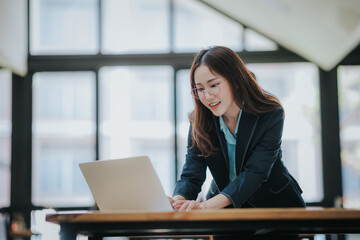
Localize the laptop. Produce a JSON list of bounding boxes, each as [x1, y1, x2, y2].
[[79, 156, 173, 212]]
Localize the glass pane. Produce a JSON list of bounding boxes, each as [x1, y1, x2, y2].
[[102, 0, 170, 54], [338, 65, 360, 208], [32, 72, 96, 207], [31, 209, 60, 240], [99, 66, 174, 195], [247, 63, 322, 202], [176, 70, 192, 176], [30, 0, 98, 55], [176, 69, 212, 201], [174, 0, 242, 52], [0, 69, 12, 208], [244, 28, 278, 51]]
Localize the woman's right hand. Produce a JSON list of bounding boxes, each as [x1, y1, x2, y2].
[[168, 195, 186, 209]]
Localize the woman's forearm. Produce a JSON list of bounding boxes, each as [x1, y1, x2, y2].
[[201, 193, 231, 209]]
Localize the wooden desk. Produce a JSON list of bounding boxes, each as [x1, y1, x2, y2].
[[46, 208, 360, 240]]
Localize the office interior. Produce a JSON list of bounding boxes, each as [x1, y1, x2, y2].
[[0, 0, 360, 239]]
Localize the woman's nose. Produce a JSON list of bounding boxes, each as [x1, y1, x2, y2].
[[204, 89, 214, 99]]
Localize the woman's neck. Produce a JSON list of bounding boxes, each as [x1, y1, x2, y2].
[[222, 106, 241, 136], [223, 105, 241, 124]]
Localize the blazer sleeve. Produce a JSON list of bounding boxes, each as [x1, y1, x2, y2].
[[221, 107, 284, 208], [173, 125, 207, 200]]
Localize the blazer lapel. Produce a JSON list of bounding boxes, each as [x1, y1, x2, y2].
[[235, 112, 259, 174], [213, 115, 229, 170], [206, 115, 230, 189]]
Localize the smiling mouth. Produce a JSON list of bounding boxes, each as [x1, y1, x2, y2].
[[209, 102, 220, 109]]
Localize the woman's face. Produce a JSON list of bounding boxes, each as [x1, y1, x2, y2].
[[193, 64, 240, 119]]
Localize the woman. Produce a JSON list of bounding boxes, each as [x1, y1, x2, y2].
[[170, 46, 305, 211]]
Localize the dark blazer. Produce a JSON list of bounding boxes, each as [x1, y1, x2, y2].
[[173, 107, 305, 208]]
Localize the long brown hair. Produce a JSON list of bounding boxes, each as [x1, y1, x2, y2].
[[189, 46, 283, 157]]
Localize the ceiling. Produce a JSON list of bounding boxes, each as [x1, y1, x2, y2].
[[1, 0, 360, 76], [201, 0, 360, 70], [0, 0, 27, 76]]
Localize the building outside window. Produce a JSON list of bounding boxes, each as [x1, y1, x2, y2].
[[32, 72, 96, 207], [102, 0, 170, 54], [338, 65, 360, 208], [247, 63, 322, 202], [30, 0, 98, 55], [99, 66, 174, 195], [174, 0, 243, 52]]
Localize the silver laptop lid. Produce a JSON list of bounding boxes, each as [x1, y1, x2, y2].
[[79, 156, 173, 212]]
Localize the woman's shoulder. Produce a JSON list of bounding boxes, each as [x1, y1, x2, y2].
[[270, 106, 284, 116], [258, 106, 284, 122]]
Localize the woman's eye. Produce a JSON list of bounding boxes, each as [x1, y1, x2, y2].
[[197, 88, 205, 92], [210, 83, 219, 88]]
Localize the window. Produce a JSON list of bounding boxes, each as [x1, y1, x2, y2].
[[30, 0, 98, 55], [32, 72, 96, 207], [247, 63, 322, 202], [99, 66, 174, 195], [338, 65, 360, 208], [102, 0, 170, 54], [26, 1, 333, 239], [0, 69, 11, 208], [174, 0, 243, 52], [244, 28, 277, 51], [176, 69, 192, 176]]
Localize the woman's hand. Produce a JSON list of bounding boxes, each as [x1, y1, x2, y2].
[[168, 195, 186, 209], [167, 196, 175, 207], [172, 194, 231, 211], [172, 200, 206, 211]]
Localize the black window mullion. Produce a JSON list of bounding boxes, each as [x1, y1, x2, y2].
[[318, 67, 343, 207], [95, 70, 100, 161], [10, 72, 33, 228], [173, 67, 179, 184]]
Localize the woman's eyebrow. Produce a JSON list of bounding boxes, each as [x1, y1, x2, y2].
[[195, 78, 218, 86]]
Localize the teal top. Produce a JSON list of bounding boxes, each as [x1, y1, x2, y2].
[[219, 110, 242, 182]]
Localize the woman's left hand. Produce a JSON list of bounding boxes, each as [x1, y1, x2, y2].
[[172, 200, 206, 211]]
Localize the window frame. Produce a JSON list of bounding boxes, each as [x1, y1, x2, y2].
[[9, 0, 358, 217]]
